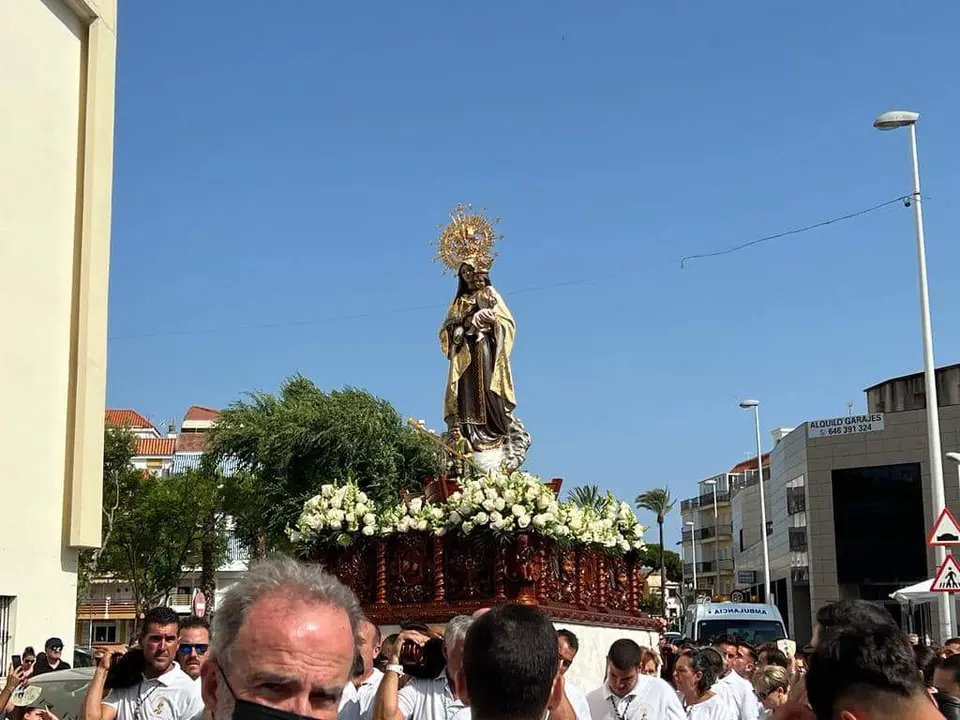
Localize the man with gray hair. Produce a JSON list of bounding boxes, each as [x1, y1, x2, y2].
[[373, 615, 473, 720], [198, 554, 361, 720]]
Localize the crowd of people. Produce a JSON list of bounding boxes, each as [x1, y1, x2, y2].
[[6, 557, 960, 720]]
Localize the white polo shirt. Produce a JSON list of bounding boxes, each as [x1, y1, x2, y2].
[[712, 672, 760, 720], [339, 681, 361, 720], [357, 669, 384, 720], [586, 677, 685, 720], [103, 663, 203, 720], [397, 673, 465, 720], [564, 679, 592, 720], [684, 694, 736, 720]]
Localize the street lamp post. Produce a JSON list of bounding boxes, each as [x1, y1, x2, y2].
[[686, 520, 697, 598], [875, 110, 951, 641], [739, 399, 772, 604]]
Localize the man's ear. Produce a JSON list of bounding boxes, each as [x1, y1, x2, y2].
[[455, 668, 469, 707], [201, 661, 220, 711]]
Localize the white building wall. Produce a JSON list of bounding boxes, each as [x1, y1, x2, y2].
[[0, 0, 116, 666]]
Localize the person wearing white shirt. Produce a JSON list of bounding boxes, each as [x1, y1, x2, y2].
[[711, 637, 761, 720], [81, 607, 204, 720], [340, 681, 361, 720], [674, 648, 735, 720], [374, 616, 473, 720], [355, 618, 385, 720], [586, 639, 684, 720], [555, 630, 591, 720]]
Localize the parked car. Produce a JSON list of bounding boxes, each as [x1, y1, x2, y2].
[[22, 667, 95, 720], [73, 647, 94, 668]]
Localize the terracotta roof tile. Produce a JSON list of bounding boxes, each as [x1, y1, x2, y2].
[[184, 406, 220, 422], [729, 453, 771, 474], [135, 437, 176, 457], [175, 433, 209, 453], [105, 409, 155, 430]]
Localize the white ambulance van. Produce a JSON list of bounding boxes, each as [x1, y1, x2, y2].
[[682, 602, 787, 644]]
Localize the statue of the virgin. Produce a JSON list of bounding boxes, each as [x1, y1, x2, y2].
[[434, 204, 531, 473]]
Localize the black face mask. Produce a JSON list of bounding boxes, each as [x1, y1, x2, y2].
[[219, 666, 320, 720]]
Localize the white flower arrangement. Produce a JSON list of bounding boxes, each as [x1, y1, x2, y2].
[[291, 472, 647, 554]]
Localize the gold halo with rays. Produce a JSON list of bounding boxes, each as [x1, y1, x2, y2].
[[431, 202, 503, 274]]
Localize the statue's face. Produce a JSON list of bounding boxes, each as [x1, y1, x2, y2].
[[460, 263, 485, 291]]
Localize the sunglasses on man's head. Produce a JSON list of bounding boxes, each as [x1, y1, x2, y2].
[[48, 647, 62, 653], [178, 643, 209, 655]]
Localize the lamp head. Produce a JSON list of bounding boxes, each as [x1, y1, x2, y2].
[[739, 399, 760, 409], [685, 521, 695, 527], [704, 480, 717, 486], [873, 110, 920, 131], [947, 452, 960, 464]]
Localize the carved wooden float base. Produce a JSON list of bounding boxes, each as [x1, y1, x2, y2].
[[309, 531, 662, 631]]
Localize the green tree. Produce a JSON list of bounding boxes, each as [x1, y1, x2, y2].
[[97, 469, 228, 615], [204, 375, 437, 554], [640, 544, 682, 582], [635, 487, 677, 616], [567, 484, 603, 511]]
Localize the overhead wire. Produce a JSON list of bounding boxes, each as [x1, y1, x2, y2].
[[108, 194, 914, 342]]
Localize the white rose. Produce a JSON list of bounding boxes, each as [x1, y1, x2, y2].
[[363, 513, 376, 526], [511, 504, 525, 517], [417, 519, 428, 531], [321, 485, 335, 498], [475, 512, 489, 525], [504, 489, 517, 504], [518, 514, 531, 529], [619, 540, 631, 552], [410, 498, 423, 513], [482, 499, 496, 512], [462, 521, 475, 534], [449, 511, 463, 525], [490, 511, 503, 524], [362, 526, 375, 537]]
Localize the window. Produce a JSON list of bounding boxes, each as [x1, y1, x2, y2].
[[739, 528, 744, 552], [766, 520, 773, 536], [93, 623, 117, 643]]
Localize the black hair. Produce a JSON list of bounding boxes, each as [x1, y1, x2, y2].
[[914, 644, 939, 687], [740, 641, 758, 664], [608, 639, 642, 671], [22, 647, 36, 659], [178, 615, 210, 633], [455, 264, 491, 299], [807, 624, 926, 720], [814, 600, 897, 636], [759, 646, 789, 669], [140, 606, 180, 637], [463, 604, 557, 720], [682, 648, 723, 695], [557, 629, 579, 652], [939, 654, 960, 689], [711, 633, 741, 649]]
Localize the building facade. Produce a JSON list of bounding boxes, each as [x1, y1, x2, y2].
[[0, 0, 117, 669], [680, 457, 770, 600], [730, 365, 960, 645]]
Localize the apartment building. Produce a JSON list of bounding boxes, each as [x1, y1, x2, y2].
[[680, 456, 771, 600], [730, 364, 960, 645]]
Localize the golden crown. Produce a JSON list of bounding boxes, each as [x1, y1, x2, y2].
[[432, 203, 503, 274]]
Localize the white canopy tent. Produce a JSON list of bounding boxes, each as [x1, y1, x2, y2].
[[890, 578, 938, 605]]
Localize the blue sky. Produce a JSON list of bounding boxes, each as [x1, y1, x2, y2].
[[107, 1, 960, 546]]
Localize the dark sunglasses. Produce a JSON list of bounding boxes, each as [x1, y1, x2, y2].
[[48, 647, 63, 652], [178, 643, 209, 655]]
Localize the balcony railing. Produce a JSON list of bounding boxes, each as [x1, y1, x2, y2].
[[680, 491, 732, 512], [683, 559, 734, 575], [682, 524, 734, 542], [77, 601, 138, 620], [787, 487, 806, 515], [789, 529, 808, 552]]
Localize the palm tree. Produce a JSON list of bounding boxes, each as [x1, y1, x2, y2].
[[635, 487, 676, 616], [568, 484, 603, 511]]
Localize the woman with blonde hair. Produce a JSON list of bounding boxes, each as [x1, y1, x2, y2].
[[754, 665, 791, 717]]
